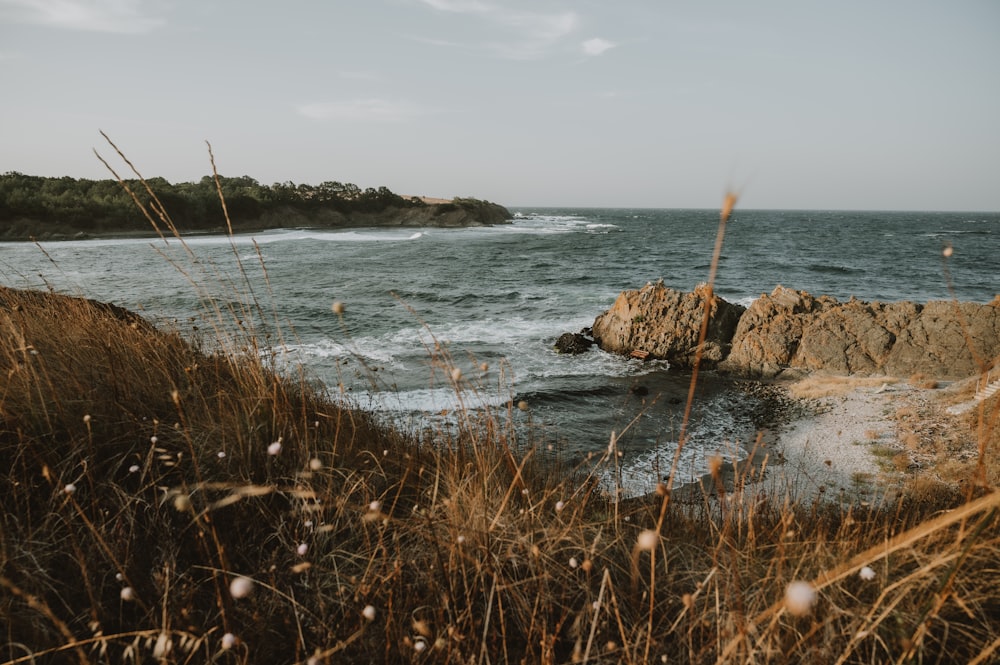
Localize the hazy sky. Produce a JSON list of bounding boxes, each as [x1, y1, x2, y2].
[[1, 1, 998, 210]]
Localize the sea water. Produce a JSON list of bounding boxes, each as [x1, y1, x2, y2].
[[2, 209, 997, 494]]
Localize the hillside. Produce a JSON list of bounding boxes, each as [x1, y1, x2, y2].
[[0, 172, 511, 240]]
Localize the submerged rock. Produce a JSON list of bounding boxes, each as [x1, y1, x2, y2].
[[554, 331, 594, 355]]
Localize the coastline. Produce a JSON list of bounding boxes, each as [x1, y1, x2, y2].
[[673, 373, 978, 506]]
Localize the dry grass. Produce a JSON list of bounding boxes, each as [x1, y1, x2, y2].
[[3, 284, 997, 665], [909, 373, 939, 390], [2, 154, 998, 664], [787, 375, 900, 400]]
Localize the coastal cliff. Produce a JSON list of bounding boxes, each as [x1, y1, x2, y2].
[[591, 283, 1000, 379]]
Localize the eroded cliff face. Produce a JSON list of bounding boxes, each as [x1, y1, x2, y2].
[[593, 283, 1000, 379]]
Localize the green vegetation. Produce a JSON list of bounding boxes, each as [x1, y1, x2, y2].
[[0, 172, 430, 238]]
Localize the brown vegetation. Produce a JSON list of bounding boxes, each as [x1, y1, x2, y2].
[[1, 163, 998, 664]]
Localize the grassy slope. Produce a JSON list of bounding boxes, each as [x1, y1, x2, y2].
[[2, 282, 999, 664]]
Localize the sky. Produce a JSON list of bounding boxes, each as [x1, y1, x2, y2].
[[1, 0, 998, 210]]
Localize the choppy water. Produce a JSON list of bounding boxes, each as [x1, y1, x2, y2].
[[3, 208, 997, 494]]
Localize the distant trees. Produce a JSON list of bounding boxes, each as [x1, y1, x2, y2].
[[0, 172, 423, 234]]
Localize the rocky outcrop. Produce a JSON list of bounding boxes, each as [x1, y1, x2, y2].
[[593, 284, 1000, 379], [591, 281, 745, 368], [554, 331, 595, 355], [718, 286, 834, 377]]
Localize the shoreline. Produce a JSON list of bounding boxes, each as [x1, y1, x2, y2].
[[673, 373, 977, 505]]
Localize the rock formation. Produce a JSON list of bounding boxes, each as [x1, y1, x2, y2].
[[591, 281, 745, 368], [592, 283, 1000, 379], [554, 331, 594, 355]]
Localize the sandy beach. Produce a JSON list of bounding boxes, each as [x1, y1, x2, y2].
[[755, 375, 977, 504]]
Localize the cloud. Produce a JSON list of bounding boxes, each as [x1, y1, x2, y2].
[[582, 37, 615, 56], [296, 99, 429, 123], [0, 0, 164, 33], [418, 0, 490, 12], [416, 0, 580, 60]]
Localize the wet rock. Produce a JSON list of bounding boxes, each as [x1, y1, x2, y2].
[[554, 331, 594, 355]]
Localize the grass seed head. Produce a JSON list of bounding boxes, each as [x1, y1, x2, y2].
[[784, 581, 816, 616], [637, 529, 658, 551], [229, 576, 254, 599]]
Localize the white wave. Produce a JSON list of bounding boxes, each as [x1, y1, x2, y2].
[[371, 385, 509, 413]]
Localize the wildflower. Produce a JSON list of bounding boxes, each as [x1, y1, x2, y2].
[[555, 500, 565, 513], [569, 557, 579, 569], [362, 605, 376, 621], [859, 566, 876, 581], [217, 450, 226, 458], [309, 457, 322, 471], [451, 367, 462, 382], [120, 586, 136, 601], [456, 535, 466, 545], [221, 633, 238, 650], [83, 414, 91, 424], [413, 638, 427, 653], [297, 543, 308, 556], [637, 529, 658, 552], [517, 400, 529, 411], [63, 483, 76, 495], [150, 435, 157, 444], [128, 464, 140, 473], [229, 576, 254, 599], [943, 245, 954, 258], [267, 440, 282, 456], [784, 581, 816, 616], [331, 301, 345, 315], [368, 500, 381, 513]]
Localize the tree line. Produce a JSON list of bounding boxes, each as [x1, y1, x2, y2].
[[0, 172, 426, 233]]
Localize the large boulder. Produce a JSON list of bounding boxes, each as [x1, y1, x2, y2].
[[591, 282, 745, 368], [719, 286, 834, 377], [792, 299, 922, 374], [883, 298, 1000, 378], [720, 287, 999, 379]]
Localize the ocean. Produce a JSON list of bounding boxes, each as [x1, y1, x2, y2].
[[2, 208, 997, 495]]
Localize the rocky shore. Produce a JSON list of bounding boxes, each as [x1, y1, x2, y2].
[[588, 282, 999, 380], [561, 282, 998, 502]]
